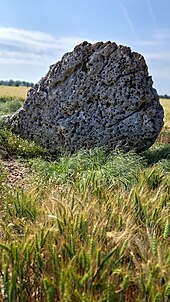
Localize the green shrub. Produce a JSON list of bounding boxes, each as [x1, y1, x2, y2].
[[0, 128, 49, 159], [0, 96, 24, 117]]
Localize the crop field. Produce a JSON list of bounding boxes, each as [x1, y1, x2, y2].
[[160, 99, 170, 128], [0, 86, 29, 99], [0, 89, 169, 301], [0, 86, 30, 118]]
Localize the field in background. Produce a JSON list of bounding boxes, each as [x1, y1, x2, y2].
[[0, 86, 30, 118], [0, 85, 30, 99], [161, 98, 170, 128], [161, 98, 170, 113]]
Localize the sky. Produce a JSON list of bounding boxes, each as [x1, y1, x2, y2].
[[0, 0, 170, 95]]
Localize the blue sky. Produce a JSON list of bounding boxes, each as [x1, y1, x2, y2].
[[0, 0, 170, 94]]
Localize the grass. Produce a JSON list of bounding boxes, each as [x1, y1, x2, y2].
[[0, 90, 169, 301], [0, 98, 23, 118], [0, 86, 30, 127], [0, 85, 29, 117], [0, 128, 49, 159]]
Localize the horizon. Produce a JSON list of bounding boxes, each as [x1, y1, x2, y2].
[[0, 0, 170, 94]]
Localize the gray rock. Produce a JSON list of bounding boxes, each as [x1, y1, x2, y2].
[[9, 41, 164, 153]]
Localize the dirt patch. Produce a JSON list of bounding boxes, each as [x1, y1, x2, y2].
[[1, 159, 31, 187]]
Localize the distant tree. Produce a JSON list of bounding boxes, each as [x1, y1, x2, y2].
[[8, 79, 15, 86], [159, 94, 170, 99], [15, 80, 20, 87], [0, 79, 34, 87]]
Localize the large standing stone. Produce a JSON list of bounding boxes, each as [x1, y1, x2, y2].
[[10, 41, 164, 153]]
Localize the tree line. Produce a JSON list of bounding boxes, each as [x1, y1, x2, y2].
[[0, 80, 34, 87], [159, 94, 170, 99], [0, 80, 170, 98]]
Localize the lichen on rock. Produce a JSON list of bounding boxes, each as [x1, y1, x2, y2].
[[9, 41, 164, 153]]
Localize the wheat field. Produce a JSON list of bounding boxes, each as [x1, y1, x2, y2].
[[0, 85, 30, 98]]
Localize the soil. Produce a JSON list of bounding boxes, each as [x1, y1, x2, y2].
[[1, 158, 31, 187]]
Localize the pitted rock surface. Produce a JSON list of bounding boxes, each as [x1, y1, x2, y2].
[[10, 41, 164, 153]]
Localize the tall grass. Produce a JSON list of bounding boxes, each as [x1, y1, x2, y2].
[[0, 165, 169, 301], [0, 95, 169, 301], [0, 146, 170, 301], [29, 148, 146, 191]]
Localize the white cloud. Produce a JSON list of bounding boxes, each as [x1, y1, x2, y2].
[[0, 27, 88, 65], [0, 26, 169, 94], [0, 49, 50, 65]]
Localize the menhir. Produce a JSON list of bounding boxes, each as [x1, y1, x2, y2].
[[9, 41, 164, 153]]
